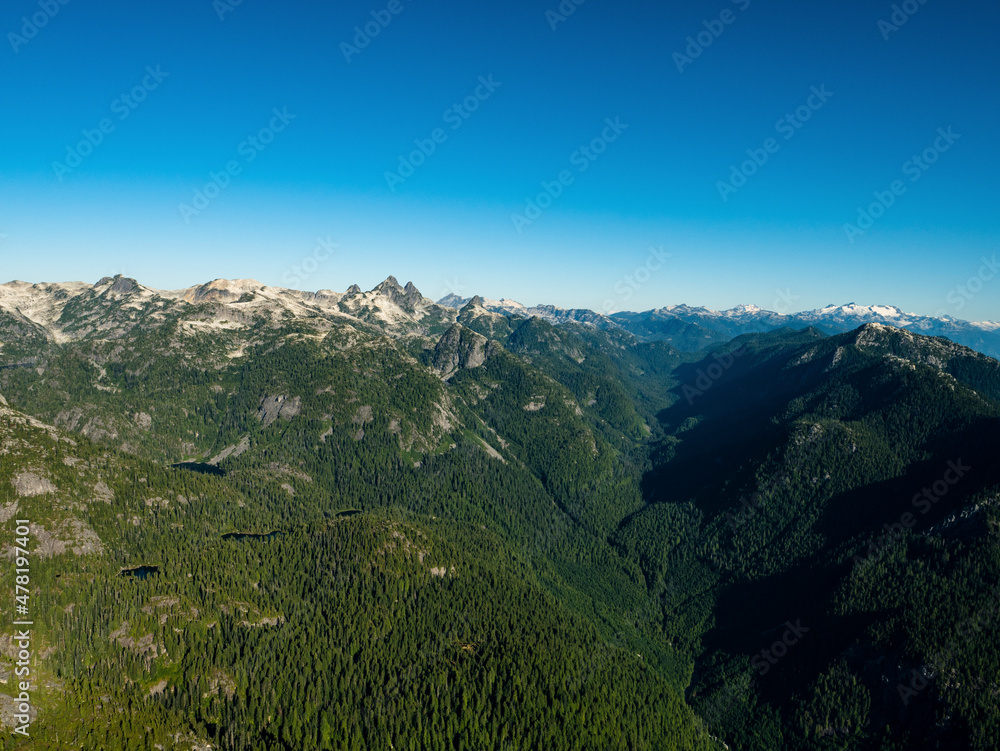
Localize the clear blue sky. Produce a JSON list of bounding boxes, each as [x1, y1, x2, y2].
[[1, 0, 997, 319]]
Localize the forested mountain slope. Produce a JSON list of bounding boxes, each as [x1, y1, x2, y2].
[[0, 276, 998, 749], [0, 394, 715, 750], [623, 324, 1000, 750]]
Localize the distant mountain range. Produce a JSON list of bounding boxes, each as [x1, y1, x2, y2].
[[1, 276, 996, 362], [439, 294, 1000, 360]]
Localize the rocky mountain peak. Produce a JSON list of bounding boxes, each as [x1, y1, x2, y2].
[[844, 322, 907, 350], [370, 276, 424, 311], [437, 294, 470, 309], [432, 324, 500, 379], [95, 274, 139, 296], [458, 296, 486, 314], [375, 276, 403, 293], [182, 279, 264, 304]]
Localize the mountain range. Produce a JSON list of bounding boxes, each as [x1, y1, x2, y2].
[[0, 274, 998, 750], [438, 294, 1000, 360], [3, 273, 997, 359]]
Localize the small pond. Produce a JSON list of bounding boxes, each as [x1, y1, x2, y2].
[[120, 565, 159, 580], [222, 531, 285, 542], [171, 462, 226, 477]]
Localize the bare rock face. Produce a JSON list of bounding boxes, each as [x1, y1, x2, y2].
[[109, 275, 138, 295], [0, 690, 37, 728], [80, 417, 117, 442], [31, 520, 104, 558], [210, 435, 250, 464], [0, 520, 102, 559], [257, 395, 301, 427], [432, 325, 500, 380], [94, 481, 115, 503], [12, 472, 57, 497], [0, 501, 19, 523], [110, 621, 158, 658], [55, 407, 85, 431]]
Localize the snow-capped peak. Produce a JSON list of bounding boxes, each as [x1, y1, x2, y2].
[[812, 303, 908, 319], [726, 303, 763, 315]]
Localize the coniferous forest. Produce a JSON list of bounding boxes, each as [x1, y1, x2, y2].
[[0, 282, 998, 750]]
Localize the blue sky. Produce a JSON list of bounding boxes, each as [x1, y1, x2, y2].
[[1, 0, 997, 319]]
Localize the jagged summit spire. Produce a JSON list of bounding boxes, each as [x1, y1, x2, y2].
[[374, 276, 403, 292], [369, 277, 423, 298], [368, 277, 424, 310], [457, 295, 486, 314]]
